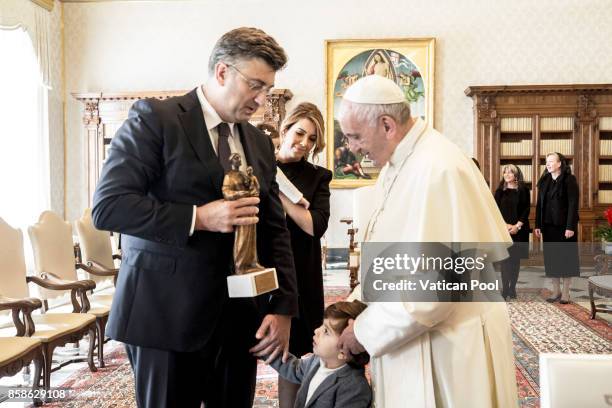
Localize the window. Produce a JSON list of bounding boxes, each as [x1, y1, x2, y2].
[[0, 27, 49, 228]]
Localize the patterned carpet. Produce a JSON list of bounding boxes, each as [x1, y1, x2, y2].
[[32, 287, 611, 408], [509, 290, 612, 408]]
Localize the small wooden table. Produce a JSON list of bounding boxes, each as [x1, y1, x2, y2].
[[340, 218, 360, 290], [589, 255, 612, 319]]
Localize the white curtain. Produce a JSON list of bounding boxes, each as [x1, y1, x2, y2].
[[0, 28, 50, 229], [0, 0, 52, 89]]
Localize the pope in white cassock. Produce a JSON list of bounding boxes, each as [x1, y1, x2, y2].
[[337, 75, 519, 408]]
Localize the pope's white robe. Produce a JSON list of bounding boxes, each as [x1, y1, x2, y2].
[[354, 118, 518, 408]]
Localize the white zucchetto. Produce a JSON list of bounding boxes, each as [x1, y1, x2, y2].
[[343, 75, 406, 104]]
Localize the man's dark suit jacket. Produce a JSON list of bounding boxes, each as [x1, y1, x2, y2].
[[92, 89, 298, 352]]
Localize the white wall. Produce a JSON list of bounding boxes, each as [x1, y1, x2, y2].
[[62, 0, 612, 247]]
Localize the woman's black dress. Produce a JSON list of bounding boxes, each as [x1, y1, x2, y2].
[[535, 172, 580, 278], [278, 159, 332, 356], [495, 185, 531, 248], [494, 185, 530, 297]]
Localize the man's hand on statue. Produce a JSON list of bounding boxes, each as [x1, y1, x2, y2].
[[534, 228, 541, 238], [249, 314, 291, 364], [195, 197, 260, 233], [338, 319, 366, 357]]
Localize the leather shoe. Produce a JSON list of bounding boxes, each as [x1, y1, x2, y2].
[[546, 294, 561, 303]]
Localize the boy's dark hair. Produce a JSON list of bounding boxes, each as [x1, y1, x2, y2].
[[324, 300, 370, 368]]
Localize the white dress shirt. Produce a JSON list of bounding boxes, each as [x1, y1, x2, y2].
[[189, 85, 248, 235]]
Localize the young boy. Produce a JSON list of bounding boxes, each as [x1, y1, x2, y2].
[[254, 300, 371, 408]]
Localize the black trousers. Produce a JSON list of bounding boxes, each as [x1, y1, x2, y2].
[[500, 252, 520, 298], [125, 299, 260, 408]]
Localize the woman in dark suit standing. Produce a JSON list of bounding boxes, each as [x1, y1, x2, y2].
[[275, 102, 332, 407], [495, 164, 530, 300], [534, 152, 580, 304]]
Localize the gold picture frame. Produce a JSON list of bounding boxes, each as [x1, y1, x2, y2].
[[325, 38, 435, 188]]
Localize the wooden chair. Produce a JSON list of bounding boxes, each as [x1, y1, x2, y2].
[[539, 353, 612, 408], [340, 217, 360, 290], [340, 186, 377, 291], [74, 208, 120, 289], [590, 254, 612, 319], [0, 295, 44, 406], [28, 211, 110, 368], [0, 216, 97, 399], [74, 208, 119, 366], [321, 235, 328, 272]]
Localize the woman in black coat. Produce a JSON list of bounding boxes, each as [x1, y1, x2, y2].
[[274, 102, 332, 408], [495, 164, 530, 300], [534, 152, 580, 304]]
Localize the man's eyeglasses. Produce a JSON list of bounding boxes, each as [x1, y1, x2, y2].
[[227, 64, 274, 95]]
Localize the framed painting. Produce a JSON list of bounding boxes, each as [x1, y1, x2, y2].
[[325, 38, 435, 188]]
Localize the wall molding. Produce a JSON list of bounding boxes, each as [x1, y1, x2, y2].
[[60, 0, 166, 2], [30, 0, 54, 11]]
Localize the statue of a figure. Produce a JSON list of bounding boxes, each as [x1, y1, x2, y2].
[[222, 153, 264, 275]]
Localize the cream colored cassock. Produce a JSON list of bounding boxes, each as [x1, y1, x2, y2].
[[353, 118, 519, 408]]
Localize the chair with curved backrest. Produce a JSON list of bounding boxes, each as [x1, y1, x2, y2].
[[590, 254, 612, 319], [540, 353, 612, 408], [0, 294, 44, 406], [28, 211, 111, 368], [0, 216, 97, 399], [74, 208, 119, 291], [0, 222, 44, 406], [74, 208, 119, 365]]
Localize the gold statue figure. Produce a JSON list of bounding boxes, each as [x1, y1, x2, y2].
[[222, 153, 265, 274]]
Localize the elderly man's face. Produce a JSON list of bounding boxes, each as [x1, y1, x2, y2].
[[339, 110, 390, 166]]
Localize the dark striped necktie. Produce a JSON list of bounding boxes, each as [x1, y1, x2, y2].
[[216, 122, 232, 172]]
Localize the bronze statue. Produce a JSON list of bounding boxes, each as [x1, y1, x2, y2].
[[222, 153, 265, 274]]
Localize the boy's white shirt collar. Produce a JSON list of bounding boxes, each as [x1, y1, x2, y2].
[[305, 359, 347, 405], [318, 359, 346, 372]]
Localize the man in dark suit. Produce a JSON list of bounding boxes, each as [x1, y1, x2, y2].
[[92, 27, 298, 408]]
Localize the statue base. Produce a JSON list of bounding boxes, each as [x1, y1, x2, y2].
[[227, 268, 278, 298]]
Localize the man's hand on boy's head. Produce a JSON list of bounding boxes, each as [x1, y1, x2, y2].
[[249, 314, 291, 364], [338, 318, 366, 357]]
